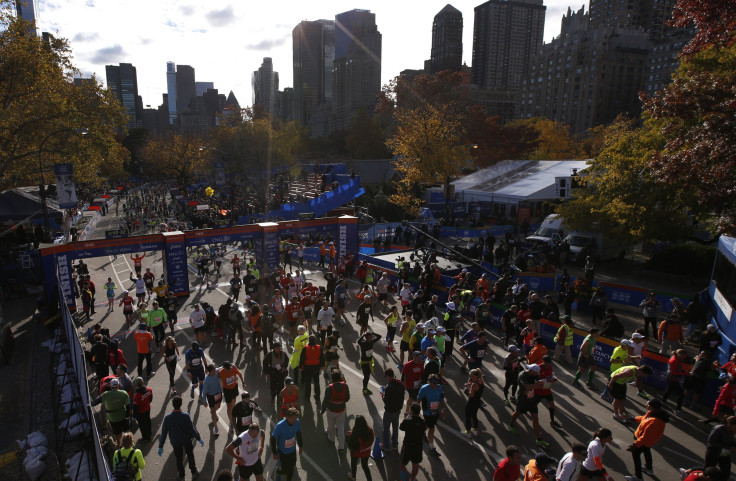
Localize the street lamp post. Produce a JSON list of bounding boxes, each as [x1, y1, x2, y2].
[[37, 128, 88, 232]]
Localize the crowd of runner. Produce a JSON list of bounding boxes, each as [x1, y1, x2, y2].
[[84, 209, 732, 481]]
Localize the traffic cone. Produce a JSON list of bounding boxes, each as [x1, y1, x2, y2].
[[370, 436, 384, 460]]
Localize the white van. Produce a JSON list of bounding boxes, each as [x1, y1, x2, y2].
[[564, 232, 630, 262], [525, 214, 566, 247]]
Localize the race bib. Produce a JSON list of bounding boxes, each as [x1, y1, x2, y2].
[[167, 355, 177, 361], [512, 361, 519, 369], [241, 415, 252, 426], [476, 350, 485, 357], [226, 376, 236, 385], [214, 393, 223, 402], [526, 390, 535, 399], [430, 401, 440, 413], [365, 349, 373, 357], [247, 443, 258, 454], [331, 346, 338, 353], [413, 380, 420, 389], [274, 364, 281, 371], [284, 437, 295, 449], [191, 358, 201, 366]]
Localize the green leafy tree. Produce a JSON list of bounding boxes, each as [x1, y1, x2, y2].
[[345, 108, 391, 159], [557, 117, 694, 242], [0, 2, 129, 189], [141, 133, 209, 186]]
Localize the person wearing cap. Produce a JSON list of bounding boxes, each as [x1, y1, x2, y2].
[[610, 339, 639, 373], [420, 328, 437, 359], [525, 451, 556, 480], [556, 442, 588, 481], [119, 289, 136, 325], [402, 351, 425, 416], [600, 308, 624, 340], [700, 324, 723, 358], [525, 336, 548, 366], [573, 328, 599, 388], [640, 291, 661, 340], [417, 373, 446, 458], [659, 313, 685, 355], [232, 392, 263, 436], [91, 376, 130, 447], [219, 360, 245, 429], [189, 303, 207, 345], [409, 322, 425, 355], [508, 363, 550, 448], [625, 399, 669, 481], [629, 331, 647, 357], [355, 293, 374, 336], [134, 323, 155, 378], [185, 341, 209, 403], [662, 349, 691, 416], [399, 283, 413, 316], [289, 325, 309, 385], [608, 364, 653, 423], [132, 376, 154, 441], [503, 345, 523, 406], [279, 376, 300, 418]]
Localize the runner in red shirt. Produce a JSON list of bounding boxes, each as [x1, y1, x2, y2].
[[299, 282, 320, 329], [284, 297, 304, 339], [119, 290, 136, 325], [231, 255, 241, 275], [494, 445, 521, 481], [143, 268, 155, 299], [132, 377, 154, 440], [533, 355, 560, 427], [401, 352, 425, 416]]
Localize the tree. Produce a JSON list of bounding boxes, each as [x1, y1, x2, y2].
[[379, 71, 475, 216], [345, 108, 391, 159], [670, 0, 736, 57], [141, 133, 209, 186], [0, 2, 129, 189], [508, 117, 583, 160], [556, 117, 695, 242], [466, 110, 539, 167], [642, 42, 736, 236]]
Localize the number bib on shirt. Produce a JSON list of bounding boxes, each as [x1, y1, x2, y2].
[[284, 437, 295, 449]]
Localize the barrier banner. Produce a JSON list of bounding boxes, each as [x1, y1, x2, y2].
[[261, 223, 280, 272], [163, 232, 189, 296], [54, 163, 78, 209]]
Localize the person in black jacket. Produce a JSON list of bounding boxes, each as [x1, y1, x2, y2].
[[91, 334, 109, 380], [600, 308, 625, 339], [381, 368, 406, 451]]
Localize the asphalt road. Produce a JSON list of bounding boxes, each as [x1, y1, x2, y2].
[[79, 240, 718, 481]]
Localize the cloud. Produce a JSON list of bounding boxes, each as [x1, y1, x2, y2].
[[72, 32, 100, 42], [245, 35, 289, 51], [179, 5, 195, 16], [89, 45, 125, 64], [205, 6, 235, 27], [140, 38, 152, 45]]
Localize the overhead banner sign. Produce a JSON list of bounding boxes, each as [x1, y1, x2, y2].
[[54, 163, 78, 209], [214, 162, 226, 186]]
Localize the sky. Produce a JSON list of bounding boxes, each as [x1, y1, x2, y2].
[[34, 0, 584, 108]]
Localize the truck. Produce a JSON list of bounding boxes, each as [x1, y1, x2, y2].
[[525, 214, 632, 262]]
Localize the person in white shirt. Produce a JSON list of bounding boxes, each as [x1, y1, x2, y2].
[[189, 304, 207, 344], [629, 332, 647, 357], [376, 273, 391, 308], [557, 442, 588, 481], [316, 300, 336, 345], [225, 422, 266, 480], [581, 428, 615, 480]]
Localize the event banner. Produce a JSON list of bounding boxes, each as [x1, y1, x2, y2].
[[53, 163, 78, 209], [214, 162, 226, 186], [163, 233, 189, 296]]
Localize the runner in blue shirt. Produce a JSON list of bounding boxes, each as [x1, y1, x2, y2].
[[416, 374, 445, 458], [271, 408, 303, 481], [460, 332, 489, 371], [184, 342, 208, 404]]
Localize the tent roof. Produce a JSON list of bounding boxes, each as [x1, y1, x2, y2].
[[451, 160, 590, 200], [0, 187, 64, 224]]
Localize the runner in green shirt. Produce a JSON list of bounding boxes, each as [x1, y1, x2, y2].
[[608, 365, 652, 423], [573, 328, 599, 388], [147, 301, 168, 347]]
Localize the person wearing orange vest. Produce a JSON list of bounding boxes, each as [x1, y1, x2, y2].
[[347, 415, 375, 480], [320, 369, 351, 454], [318, 242, 327, 268], [134, 323, 155, 377], [328, 242, 337, 263], [299, 335, 324, 403]]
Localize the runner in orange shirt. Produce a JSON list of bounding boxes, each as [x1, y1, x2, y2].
[[218, 360, 245, 431], [134, 323, 155, 377]]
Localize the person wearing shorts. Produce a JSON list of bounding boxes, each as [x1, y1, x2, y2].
[[189, 304, 207, 344], [203, 364, 223, 435], [219, 360, 245, 430], [508, 364, 550, 448], [185, 342, 208, 403], [417, 374, 445, 458], [226, 423, 265, 481], [399, 402, 426, 481]]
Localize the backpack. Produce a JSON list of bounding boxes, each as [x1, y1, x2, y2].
[[229, 308, 241, 327], [112, 449, 137, 481]]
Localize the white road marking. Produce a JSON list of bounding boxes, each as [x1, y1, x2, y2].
[[662, 447, 701, 465]]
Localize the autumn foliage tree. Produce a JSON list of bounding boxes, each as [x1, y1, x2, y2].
[[641, 0, 736, 236], [378, 71, 476, 215], [141, 133, 209, 186], [466, 110, 539, 167], [0, 2, 129, 189]]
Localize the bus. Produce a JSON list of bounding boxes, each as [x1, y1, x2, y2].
[[711, 235, 736, 364]]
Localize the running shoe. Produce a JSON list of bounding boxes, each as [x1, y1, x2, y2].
[[642, 467, 654, 475], [504, 398, 511, 407], [550, 420, 562, 428], [214, 425, 219, 436], [190, 389, 194, 399], [507, 424, 518, 435], [171, 386, 176, 394], [429, 448, 441, 458], [676, 409, 684, 417], [462, 430, 472, 439], [679, 468, 689, 479], [363, 388, 372, 395], [637, 391, 650, 399], [600, 391, 614, 403], [348, 473, 355, 480], [571, 380, 582, 388], [585, 381, 595, 389], [624, 476, 642, 481], [338, 448, 346, 455], [535, 439, 550, 448], [472, 428, 479, 436]]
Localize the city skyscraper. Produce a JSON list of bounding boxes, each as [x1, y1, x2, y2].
[[333, 9, 382, 131], [175, 64, 196, 115], [471, 0, 545, 116], [166, 62, 177, 125], [430, 4, 463, 74], [252, 57, 279, 115], [195, 82, 214, 97], [15, 0, 39, 36], [292, 20, 333, 127], [105, 63, 143, 128]]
